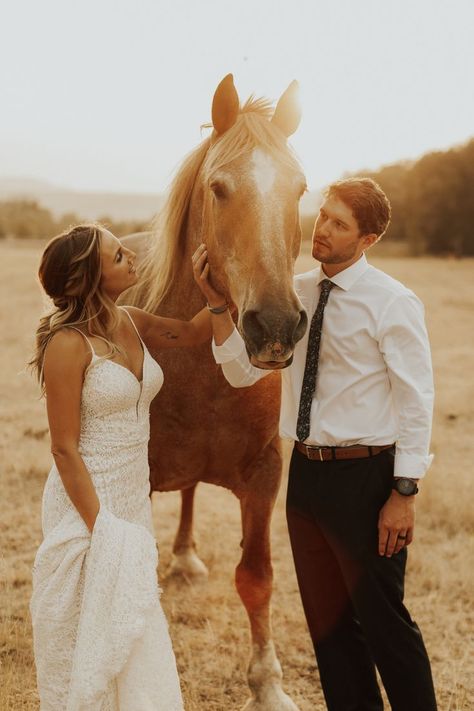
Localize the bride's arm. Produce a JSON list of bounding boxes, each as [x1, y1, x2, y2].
[[43, 330, 100, 532], [121, 306, 212, 350], [125, 247, 232, 350], [126, 305, 215, 350]]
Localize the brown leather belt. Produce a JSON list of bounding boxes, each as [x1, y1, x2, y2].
[[295, 442, 395, 462]]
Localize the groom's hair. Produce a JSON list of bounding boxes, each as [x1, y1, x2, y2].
[[324, 177, 391, 239]]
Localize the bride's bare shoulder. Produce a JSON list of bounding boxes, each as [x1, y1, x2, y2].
[[43, 328, 91, 373]]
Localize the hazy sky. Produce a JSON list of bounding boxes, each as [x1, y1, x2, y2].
[[2, 0, 474, 193]]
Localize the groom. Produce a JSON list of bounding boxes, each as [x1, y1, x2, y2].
[[195, 177, 438, 711]]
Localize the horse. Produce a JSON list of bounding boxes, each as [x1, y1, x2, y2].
[[125, 74, 308, 711]]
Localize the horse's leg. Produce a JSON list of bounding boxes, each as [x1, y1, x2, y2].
[[168, 485, 208, 580], [236, 446, 299, 711]]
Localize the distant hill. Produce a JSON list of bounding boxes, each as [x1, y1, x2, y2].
[[0, 178, 164, 222], [0, 177, 320, 222]]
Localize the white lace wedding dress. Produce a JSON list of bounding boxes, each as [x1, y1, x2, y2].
[[30, 313, 184, 710]]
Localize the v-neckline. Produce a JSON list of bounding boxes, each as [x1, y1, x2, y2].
[[118, 307, 146, 383], [89, 309, 146, 383], [103, 353, 145, 386]]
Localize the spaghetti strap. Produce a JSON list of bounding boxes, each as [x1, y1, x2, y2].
[[66, 327, 96, 356], [120, 307, 144, 344]]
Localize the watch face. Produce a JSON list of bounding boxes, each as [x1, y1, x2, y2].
[[396, 478, 417, 495]]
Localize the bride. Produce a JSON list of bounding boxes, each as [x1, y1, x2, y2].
[[29, 223, 227, 710]]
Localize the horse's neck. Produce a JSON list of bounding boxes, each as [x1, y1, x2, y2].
[[160, 193, 205, 319], [160, 264, 204, 319]]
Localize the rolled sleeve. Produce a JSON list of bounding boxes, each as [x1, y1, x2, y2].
[[212, 328, 247, 363], [394, 452, 434, 479], [211, 328, 270, 388]]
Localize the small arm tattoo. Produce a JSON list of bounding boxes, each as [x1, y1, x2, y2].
[[160, 331, 178, 340]]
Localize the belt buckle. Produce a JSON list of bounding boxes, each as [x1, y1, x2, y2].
[[306, 445, 324, 461]]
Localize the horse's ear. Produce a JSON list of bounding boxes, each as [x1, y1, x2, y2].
[[212, 74, 240, 136], [271, 80, 301, 137]]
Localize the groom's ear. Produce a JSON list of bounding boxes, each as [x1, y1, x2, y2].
[[361, 233, 379, 249]]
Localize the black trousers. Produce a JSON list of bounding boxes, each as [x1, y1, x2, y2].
[[286, 446, 437, 711]]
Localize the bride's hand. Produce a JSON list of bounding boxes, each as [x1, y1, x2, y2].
[[192, 244, 227, 307]]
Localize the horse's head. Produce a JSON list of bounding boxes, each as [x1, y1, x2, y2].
[[196, 74, 308, 369]]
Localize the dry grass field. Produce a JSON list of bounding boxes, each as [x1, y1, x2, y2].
[[1, 239, 473, 710]]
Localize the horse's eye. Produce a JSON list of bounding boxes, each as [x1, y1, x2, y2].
[[210, 182, 227, 200]]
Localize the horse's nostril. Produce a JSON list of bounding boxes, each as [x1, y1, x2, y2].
[[242, 310, 262, 342]]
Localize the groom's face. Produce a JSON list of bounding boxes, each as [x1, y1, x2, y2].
[[312, 196, 368, 265]]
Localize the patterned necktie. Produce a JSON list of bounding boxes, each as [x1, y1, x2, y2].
[[296, 278, 335, 442]]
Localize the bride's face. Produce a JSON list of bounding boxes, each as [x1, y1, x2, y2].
[[99, 230, 138, 300]]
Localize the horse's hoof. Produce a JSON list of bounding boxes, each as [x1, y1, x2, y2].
[[241, 641, 299, 711], [167, 549, 209, 581], [240, 687, 300, 711]]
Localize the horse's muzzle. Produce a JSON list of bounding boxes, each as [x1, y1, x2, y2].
[[241, 307, 308, 367], [249, 354, 294, 370]]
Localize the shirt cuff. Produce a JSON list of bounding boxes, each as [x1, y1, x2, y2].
[[394, 451, 434, 479], [211, 328, 246, 364]]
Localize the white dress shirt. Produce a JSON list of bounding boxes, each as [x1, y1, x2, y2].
[[212, 254, 434, 479]]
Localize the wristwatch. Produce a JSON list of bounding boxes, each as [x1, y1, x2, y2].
[[392, 478, 419, 496]]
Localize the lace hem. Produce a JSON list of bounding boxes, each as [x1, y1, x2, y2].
[[31, 506, 184, 710], [67, 506, 160, 708]]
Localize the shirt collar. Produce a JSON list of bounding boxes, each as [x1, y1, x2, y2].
[[316, 254, 370, 291]]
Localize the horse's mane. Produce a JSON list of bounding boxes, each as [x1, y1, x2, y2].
[[130, 97, 301, 312]]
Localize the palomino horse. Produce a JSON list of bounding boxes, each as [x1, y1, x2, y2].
[[125, 75, 308, 711]]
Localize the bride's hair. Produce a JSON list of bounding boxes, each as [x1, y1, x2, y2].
[[29, 224, 121, 391]]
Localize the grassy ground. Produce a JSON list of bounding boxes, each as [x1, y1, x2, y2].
[[1, 239, 473, 709]]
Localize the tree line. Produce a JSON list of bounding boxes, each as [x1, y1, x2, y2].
[[301, 138, 474, 256], [2, 137, 473, 255], [0, 200, 148, 241], [357, 137, 474, 256]]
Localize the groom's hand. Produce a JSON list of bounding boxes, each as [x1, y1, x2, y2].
[[378, 491, 415, 557]]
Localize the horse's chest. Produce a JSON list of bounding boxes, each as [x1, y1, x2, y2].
[[147, 347, 281, 489]]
